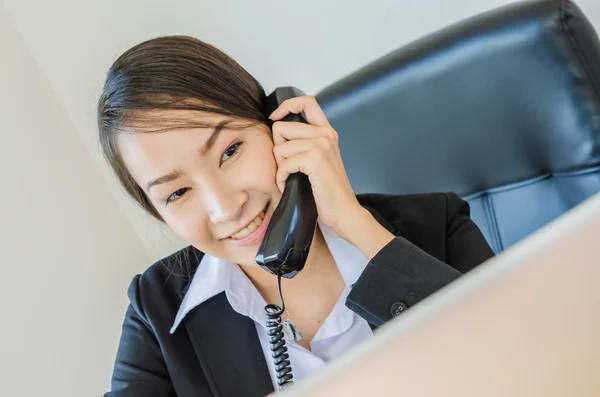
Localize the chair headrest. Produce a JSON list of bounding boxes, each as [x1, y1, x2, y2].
[[317, 0, 600, 196]]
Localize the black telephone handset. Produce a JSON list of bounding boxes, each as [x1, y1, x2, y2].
[[255, 87, 319, 391], [255, 87, 319, 279]]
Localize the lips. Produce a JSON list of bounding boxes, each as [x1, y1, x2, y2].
[[224, 202, 273, 247], [229, 203, 269, 239]]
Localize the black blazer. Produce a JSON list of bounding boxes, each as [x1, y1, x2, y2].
[[105, 192, 494, 397]]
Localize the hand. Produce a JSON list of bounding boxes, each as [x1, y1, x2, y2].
[[269, 95, 394, 258]]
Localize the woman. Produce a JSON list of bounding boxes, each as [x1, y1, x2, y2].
[[99, 35, 494, 397]]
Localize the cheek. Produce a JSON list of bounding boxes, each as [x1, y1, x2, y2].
[[237, 141, 277, 187], [161, 206, 210, 245]]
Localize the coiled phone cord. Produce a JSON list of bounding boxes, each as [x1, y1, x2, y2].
[[264, 271, 294, 391]]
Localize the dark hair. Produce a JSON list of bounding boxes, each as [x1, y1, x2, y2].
[[97, 35, 268, 221]]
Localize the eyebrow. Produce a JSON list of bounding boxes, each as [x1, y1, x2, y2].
[[199, 119, 232, 155], [145, 120, 232, 191]]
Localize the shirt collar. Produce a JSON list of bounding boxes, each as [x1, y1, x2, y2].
[[170, 219, 368, 334]]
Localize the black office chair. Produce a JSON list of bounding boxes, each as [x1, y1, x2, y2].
[[317, 0, 600, 253]]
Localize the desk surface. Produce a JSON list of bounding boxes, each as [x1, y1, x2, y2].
[[278, 193, 600, 397]]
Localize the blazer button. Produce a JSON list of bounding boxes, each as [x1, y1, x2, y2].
[[390, 301, 408, 317]]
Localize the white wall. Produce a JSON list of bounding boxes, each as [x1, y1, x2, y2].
[[0, 6, 151, 396], [1, 1, 599, 396]]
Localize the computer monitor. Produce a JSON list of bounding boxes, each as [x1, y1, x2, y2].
[[277, 193, 600, 397]]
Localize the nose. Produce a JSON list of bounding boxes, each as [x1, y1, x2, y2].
[[202, 181, 244, 225]]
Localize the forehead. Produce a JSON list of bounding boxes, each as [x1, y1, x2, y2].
[[116, 110, 269, 188], [116, 110, 232, 186]]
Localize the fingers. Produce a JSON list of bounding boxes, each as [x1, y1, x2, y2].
[[273, 136, 332, 164], [268, 95, 330, 128], [269, 95, 340, 193], [275, 150, 320, 193], [271, 121, 337, 146], [273, 138, 338, 193]]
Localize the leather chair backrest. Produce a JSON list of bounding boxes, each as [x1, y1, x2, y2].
[[316, 0, 600, 253]]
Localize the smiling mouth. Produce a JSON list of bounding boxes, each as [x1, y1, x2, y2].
[[228, 202, 269, 240]]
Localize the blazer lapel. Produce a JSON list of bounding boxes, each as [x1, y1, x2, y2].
[[183, 292, 274, 397]]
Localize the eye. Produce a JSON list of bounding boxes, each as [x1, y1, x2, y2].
[[221, 141, 244, 164], [165, 188, 189, 205]]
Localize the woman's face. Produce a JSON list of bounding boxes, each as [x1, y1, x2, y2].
[[118, 111, 282, 267]]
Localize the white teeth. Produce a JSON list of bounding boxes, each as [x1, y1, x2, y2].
[[247, 221, 258, 233], [230, 208, 266, 239], [238, 228, 250, 238]]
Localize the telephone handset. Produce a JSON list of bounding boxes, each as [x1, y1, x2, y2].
[[255, 87, 319, 279], [255, 87, 319, 390]]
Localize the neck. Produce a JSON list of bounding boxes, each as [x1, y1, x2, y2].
[[239, 225, 342, 306]]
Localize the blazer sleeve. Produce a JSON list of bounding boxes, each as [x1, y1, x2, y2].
[[104, 275, 176, 397], [346, 192, 495, 326]]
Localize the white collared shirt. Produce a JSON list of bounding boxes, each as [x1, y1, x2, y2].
[[170, 220, 373, 389]]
